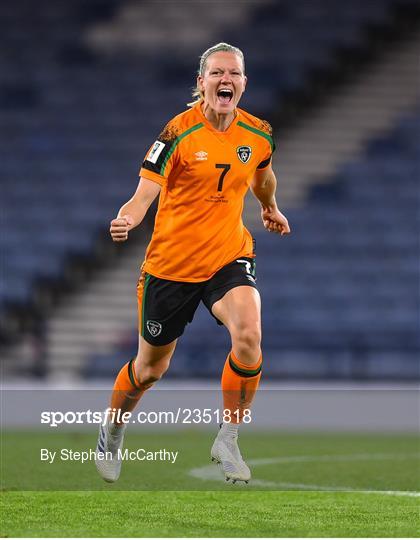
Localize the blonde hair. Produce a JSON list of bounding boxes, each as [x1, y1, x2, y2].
[[187, 42, 245, 107]]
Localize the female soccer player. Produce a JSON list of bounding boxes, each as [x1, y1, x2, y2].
[[95, 42, 290, 483]]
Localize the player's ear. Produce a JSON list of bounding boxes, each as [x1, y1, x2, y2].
[[243, 75, 247, 92], [197, 75, 204, 93]]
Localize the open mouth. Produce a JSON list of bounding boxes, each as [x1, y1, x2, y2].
[[217, 88, 233, 105]]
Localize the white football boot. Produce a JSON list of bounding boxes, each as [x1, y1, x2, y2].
[[211, 423, 251, 483], [95, 418, 126, 483]]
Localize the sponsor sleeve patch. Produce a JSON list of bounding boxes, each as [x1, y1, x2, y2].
[[146, 141, 166, 164]]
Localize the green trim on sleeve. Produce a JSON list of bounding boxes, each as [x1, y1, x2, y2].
[[237, 121, 274, 151], [160, 122, 204, 176]]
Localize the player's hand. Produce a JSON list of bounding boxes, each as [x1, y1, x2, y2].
[[261, 207, 291, 236], [110, 214, 134, 242]]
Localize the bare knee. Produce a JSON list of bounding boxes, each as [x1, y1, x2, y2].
[[133, 357, 170, 387], [133, 337, 176, 387], [231, 324, 261, 364], [138, 367, 165, 386]]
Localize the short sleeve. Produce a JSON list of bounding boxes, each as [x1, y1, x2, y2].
[[139, 120, 180, 186], [256, 120, 275, 170]]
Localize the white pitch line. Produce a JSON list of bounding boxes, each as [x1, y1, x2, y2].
[[188, 453, 420, 497], [246, 452, 420, 466]]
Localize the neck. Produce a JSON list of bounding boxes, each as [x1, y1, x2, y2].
[[201, 103, 236, 132]]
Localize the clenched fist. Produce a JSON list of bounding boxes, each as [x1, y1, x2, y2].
[[261, 207, 291, 236], [110, 214, 134, 242]]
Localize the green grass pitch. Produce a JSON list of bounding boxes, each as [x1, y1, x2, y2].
[[1, 430, 419, 537]]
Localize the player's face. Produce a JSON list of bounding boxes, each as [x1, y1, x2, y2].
[[198, 52, 247, 115]]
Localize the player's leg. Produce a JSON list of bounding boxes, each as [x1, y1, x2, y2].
[[110, 335, 177, 418], [202, 256, 262, 482], [209, 285, 262, 482], [95, 336, 177, 483], [203, 258, 262, 424], [96, 270, 202, 482], [212, 285, 262, 422], [212, 283, 262, 401], [212, 284, 261, 365]]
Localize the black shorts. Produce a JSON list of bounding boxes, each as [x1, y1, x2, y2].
[[137, 257, 257, 346]]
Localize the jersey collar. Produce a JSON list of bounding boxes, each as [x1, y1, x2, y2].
[[194, 102, 240, 137]]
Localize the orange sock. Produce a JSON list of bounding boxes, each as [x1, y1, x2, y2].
[[109, 359, 151, 422], [221, 350, 262, 424]]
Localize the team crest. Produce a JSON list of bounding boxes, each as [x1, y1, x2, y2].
[[146, 320, 162, 337], [237, 146, 252, 164]]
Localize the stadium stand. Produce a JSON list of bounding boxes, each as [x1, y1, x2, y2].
[[0, 0, 418, 380], [84, 109, 419, 380]]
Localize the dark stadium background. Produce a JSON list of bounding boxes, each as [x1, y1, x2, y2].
[[1, 0, 419, 385]]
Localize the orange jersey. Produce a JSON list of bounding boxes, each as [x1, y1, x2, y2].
[[139, 102, 275, 282]]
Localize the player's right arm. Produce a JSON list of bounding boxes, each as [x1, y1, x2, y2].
[[110, 177, 161, 242]]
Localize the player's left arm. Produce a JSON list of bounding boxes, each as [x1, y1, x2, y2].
[[250, 164, 291, 235]]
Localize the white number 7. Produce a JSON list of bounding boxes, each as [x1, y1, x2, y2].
[[237, 259, 252, 275]]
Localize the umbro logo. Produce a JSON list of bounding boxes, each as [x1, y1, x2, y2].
[[195, 150, 208, 161], [146, 320, 162, 337], [237, 146, 252, 164]]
